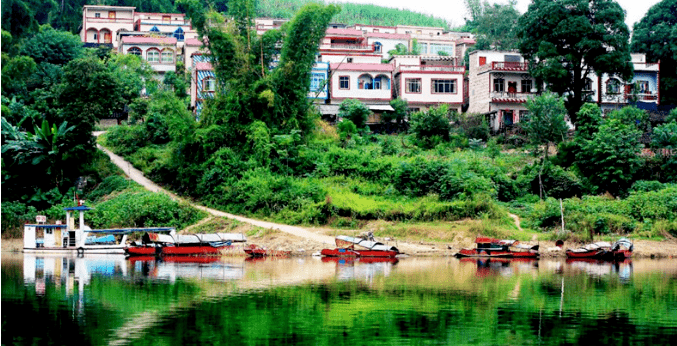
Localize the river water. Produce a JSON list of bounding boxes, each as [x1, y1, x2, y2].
[[2, 254, 676, 345]]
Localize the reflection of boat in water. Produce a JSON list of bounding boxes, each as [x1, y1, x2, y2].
[[455, 237, 539, 258], [459, 257, 538, 277], [321, 235, 400, 258], [23, 204, 175, 255], [565, 238, 633, 260], [565, 258, 633, 281], [322, 253, 399, 282]]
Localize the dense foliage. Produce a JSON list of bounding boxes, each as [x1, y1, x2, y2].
[[517, 0, 633, 123]]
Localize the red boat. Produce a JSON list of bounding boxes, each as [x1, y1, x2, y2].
[[244, 244, 292, 257], [565, 238, 633, 260], [126, 232, 232, 256], [321, 235, 400, 258], [454, 237, 539, 258]]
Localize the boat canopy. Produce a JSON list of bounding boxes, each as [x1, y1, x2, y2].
[[335, 235, 398, 251], [217, 233, 247, 242]]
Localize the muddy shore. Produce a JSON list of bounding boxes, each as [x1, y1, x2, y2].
[[3, 236, 676, 258]]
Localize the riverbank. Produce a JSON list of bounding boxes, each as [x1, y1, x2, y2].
[[4, 235, 677, 258]]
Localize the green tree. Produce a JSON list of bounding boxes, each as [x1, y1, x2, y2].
[[338, 99, 372, 129], [20, 25, 83, 65], [631, 0, 677, 105], [517, 0, 633, 124], [409, 104, 451, 147], [463, 0, 520, 51], [522, 92, 570, 198], [382, 97, 408, 129], [576, 109, 644, 196]]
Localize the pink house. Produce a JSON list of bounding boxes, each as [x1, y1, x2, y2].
[[392, 56, 465, 113]]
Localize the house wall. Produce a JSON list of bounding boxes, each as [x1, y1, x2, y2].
[[320, 54, 382, 64], [120, 42, 177, 73], [81, 6, 135, 47], [395, 71, 463, 108], [330, 70, 393, 103], [366, 37, 409, 60]]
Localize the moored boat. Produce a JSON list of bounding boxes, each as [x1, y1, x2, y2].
[[454, 237, 539, 258], [23, 203, 175, 255], [321, 235, 400, 258], [565, 238, 633, 260], [125, 232, 235, 256]]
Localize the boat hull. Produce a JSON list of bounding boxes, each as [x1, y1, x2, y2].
[[320, 248, 359, 257], [455, 248, 539, 258], [354, 250, 399, 258], [24, 246, 126, 255], [565, 249, 632, 260], [125, 246, 160, 256]]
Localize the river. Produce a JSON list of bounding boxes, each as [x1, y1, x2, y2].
[[2, 254, 676, 345]]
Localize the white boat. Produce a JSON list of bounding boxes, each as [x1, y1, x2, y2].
[[23, 204, 176, 255]]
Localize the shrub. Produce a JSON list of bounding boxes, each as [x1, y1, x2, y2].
[[338, 99, 371, 129], [86, 175, 134, 202], [409, 105, 452, 146], [103, 125, 147, 156], [1, 201, 37, 237], [457, 113, 490, 141]]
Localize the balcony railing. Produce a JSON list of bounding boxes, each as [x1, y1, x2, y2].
[[328, 43, 373, 51], [397, 65, 465, 73], [490, 91, 534, 103], [492, 61, 528, 71]]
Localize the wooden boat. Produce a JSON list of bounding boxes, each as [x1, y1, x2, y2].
[[126, 232, 234, 256], [23, 203, 176, 255], [454, 237, 539, 258], [565, 238, 633, 260], [321, 235, 400, 258], [244, 244, 292, 257]]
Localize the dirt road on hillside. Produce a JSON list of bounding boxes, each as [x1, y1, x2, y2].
[[95, 140, 438, 254]]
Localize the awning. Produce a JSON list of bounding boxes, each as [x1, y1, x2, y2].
[[368, 105, 394, 111]]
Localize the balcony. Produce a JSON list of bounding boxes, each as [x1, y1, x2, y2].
[[492, 61, 528, 71], [490, 91, 534, 103], [397, 65, 465, 73], [327, 43, 373, 51]]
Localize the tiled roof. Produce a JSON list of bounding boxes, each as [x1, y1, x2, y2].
[[195, 62, 213, 70], [325, 28, 364, 36], [330, 63, 393, 72], [121, 36, 177, 45], [185, 38, 204, 46]]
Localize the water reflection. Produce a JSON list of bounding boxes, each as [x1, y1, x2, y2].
[[4, 254, 677, 346]]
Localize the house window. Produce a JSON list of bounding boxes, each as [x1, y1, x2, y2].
[[374, 29, 379, 33], [347, 58, 353, 63], [174, 27, 185, 41], [163, 16, 170, 24], [607, 78, 621, 94], [146, 50, 160, 63], [432, 79, 456, 93], [128, 47, 142, 56], [311, 73, 325, 91], [406, 78, 421, 93], [521, 79, 533, 93], [339, 76, 350, 90], [374, 42, 382, 53], [108, 11, 116, 19], [358, 74, 374, 90], [95, 13, 101, 18], [635, 80, 649, 94], [93, 33, 98, 40], [584, 78, 593, 91], [203, 77, 216, 92], [161, 50, 174, 64], [494, 78, 505, 92]]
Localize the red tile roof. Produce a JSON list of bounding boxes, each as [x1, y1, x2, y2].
[[121, 36, 177, 45], [195, 62, 213, 70], [325, 28, 364, 36], [185, 38, 204, 46], [330, 63, 393, 72]]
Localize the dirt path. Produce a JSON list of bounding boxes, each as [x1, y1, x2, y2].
[[508, 213, 523, 232], [96, 142, 436, 254]]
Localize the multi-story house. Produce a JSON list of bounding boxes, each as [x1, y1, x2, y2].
[[328, 62, 395, 123], [318, 28, 382, 64], [392, 56, 466, 113], [119, 36, 178, 75], [133, 11, 194, 43], [190, 54, 215, 117], [468, 50, 661, 131], [254, 18, 289, 35], [467, 50, 537, 131], [81, 5, 135, 48]]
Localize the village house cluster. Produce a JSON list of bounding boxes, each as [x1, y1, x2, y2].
[[81, 5, 661, 131]]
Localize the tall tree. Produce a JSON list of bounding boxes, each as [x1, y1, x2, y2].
[[464, 0, 520, 51], [522, 92, 570, 199], [517, 0, 633, 124], [631, 0, 677, 105]]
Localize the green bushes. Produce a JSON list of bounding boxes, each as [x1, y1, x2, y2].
[[86, 190, 206, 230], [1, 201, 38, 237], [86, 175, 135, 202]]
